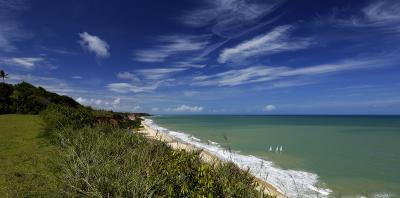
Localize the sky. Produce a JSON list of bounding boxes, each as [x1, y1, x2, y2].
[[1, 0, 400, 114]]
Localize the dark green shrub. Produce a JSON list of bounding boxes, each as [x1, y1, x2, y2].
[[0, 83, 14, 114], [40, 104, 94, 134]]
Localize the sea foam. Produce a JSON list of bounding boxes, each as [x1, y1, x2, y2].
[[143, 118, 332, 197]]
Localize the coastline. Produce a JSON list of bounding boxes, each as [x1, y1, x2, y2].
[[137, 118, 286, 198]]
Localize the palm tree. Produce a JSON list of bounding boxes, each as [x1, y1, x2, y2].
[[0, 69, 9, 82]]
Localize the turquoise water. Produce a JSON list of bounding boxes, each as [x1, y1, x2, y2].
[[151, 115, 400, 197]]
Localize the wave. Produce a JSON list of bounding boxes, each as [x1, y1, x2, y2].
[[143, 118, 332, 197]]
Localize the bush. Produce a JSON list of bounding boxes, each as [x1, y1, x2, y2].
[[52, 125, 270, 198], [0, 83, 14, 114], [40, 104, 94, 139], [38, 102, 272, 197]]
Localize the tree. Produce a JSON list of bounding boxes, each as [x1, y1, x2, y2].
[[0, 70, 9, 83]]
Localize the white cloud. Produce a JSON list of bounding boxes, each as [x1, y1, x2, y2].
[[112, 98, 121, 105], [218, 25, 312, 63], [0, 0, 29, 52], [151, 107, 159, 112], [79, 32, 110, 58], [3, 57, 45, 69], [133, 35, 209, 62], [71, 76, 82, 79], [322, 0, 400, 33], [183, 91, 200, 97], [117, 72, 140, 82], [182, 0, 284, 38], [137, 68, 187, 80], [363, 0, 400, 24], [173, 61, 206, 68], [264, 105, 276, 111], [132, 105, 141, 111], [166, 105, 204, 112], [109, 68, 185, 93], [75, 96, 121, 109], [76, 97, 87, 104], [107, 82, 160, 93], [193, 56, 392, 87]]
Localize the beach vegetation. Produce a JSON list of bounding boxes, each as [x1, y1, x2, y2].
[[1, 83, 274, 197], [39, 104, 273, 197]]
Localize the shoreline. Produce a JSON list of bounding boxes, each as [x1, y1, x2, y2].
[[137, 118, 287, 198]]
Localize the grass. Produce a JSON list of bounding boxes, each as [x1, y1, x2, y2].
[[0, 114, 58, 197]]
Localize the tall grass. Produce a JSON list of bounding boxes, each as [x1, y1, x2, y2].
[[41, 105, 274, 197]]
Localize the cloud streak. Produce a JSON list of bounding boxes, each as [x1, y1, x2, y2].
[[107, 82, 161, 93], [193, 57, 393, 87], [2, 57, 56, 70], [218, 25, 312, 63], [0, 0, 29, 52], [136, 68, 187, 80], [133, 35, 209, 62]]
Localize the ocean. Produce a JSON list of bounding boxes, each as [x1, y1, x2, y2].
[[148, 115, 400, 197]]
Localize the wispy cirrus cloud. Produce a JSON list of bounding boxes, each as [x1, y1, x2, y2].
[[193, 56, 394, 87], [2, 57, 56, 70], [173, 61, 206, 68], [136, 68, 187, 80], [79, 32, 110, 59], [181, 0, 284, 38], [133, 35, 209, 62], [107, 82, 161, 93], [319, 0, 400, 33], [0, 0, 29, 52], [363, 0, 400, 28], [108, 67, 187, 93], [218, 25, 312, 63], [116, 71, 140, 82]]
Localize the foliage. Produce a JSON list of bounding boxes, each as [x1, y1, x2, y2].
[[0, 83, 14, 114], [39, 105, 272, 198], [40, 104, 94, 141], [0, 82, 81, 114]]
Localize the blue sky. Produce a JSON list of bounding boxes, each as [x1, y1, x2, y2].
[[1, 0, 400, 114]]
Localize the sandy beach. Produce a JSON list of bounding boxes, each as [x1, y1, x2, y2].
[[137, 119, 287, 198]]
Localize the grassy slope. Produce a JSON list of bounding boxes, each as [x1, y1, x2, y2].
[[0, 114, 57, 197]]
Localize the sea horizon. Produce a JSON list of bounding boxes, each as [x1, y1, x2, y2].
[[154, 114, 400, 116]]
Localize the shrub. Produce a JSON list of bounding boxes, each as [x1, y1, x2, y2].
[[46, 120, 270, 198], [40, 104, 94, 139]]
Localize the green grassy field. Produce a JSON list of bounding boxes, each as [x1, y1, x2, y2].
[[0, 114, 57, 197]]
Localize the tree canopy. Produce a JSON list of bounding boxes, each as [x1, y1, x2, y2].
[[0, 82, 82, 114]]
